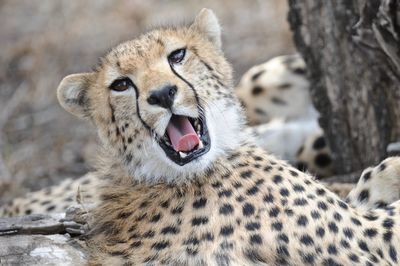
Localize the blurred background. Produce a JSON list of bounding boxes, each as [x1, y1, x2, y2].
[[0, 0, 294, 202]]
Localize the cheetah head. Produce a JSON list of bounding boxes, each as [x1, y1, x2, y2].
[[57, 9, 245, 183]]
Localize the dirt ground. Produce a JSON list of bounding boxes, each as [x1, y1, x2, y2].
[[0, 0, 294, 202]]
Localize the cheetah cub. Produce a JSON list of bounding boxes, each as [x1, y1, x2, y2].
[[46, 9, 400, 265]]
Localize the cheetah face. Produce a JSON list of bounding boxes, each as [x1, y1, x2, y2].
[[56, 9, 244, 183]]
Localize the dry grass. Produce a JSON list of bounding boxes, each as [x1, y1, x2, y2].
[[0, 0, 294, 201]]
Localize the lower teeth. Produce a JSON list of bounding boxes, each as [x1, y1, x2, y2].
[[179, 152, 188, 158]]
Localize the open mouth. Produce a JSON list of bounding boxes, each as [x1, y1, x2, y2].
[[158, 113, 211, 165]]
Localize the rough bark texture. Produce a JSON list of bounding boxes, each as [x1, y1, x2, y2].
[[0, 214, 87, 265], [288, 0, 400, 174]]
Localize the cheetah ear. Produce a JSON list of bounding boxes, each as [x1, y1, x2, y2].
[[191, 8, 222, 49], [57, 73, 94, 119]]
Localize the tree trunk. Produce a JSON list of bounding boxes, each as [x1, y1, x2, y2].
[[287, 0, 400, 174]]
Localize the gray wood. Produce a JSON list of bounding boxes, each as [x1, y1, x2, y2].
[[0, 234, 86, 265], [288, 0, 400, 174], [0, 214, 87, 265]]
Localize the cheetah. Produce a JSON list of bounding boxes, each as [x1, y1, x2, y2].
[[2, 8, 400, 266], [236, 55, 334, 177]]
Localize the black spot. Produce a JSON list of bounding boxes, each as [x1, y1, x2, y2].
[[384, 230, 393, 242], [236, 195, 244, 202], [294, 198, 308, 206], [191, 216, 209, 226], [383, 218, 394, 229], [278, 83, 292, 90], [297, 215, 308, 226], [315, 154, 332, 167], [328, 222, 338, 233], [24, 209, 32, 215], [193, 198, 207, 209], [46, 205, 56, 212], [317, 188, 326, 196], [379, 163, 386, 171], [277, 233, 289, 244], [263, 193, 274, 203], [273, 175, 283, 184], [152, 240, 170, 250], [323, 258, 342, 266], [280, 188, 290, 197], [218, 189, 233, 198], [130, 241, 142, 248], [150, 213, 162, 223], [316, 227, 325, 238], [340, 239, 350, 248], [220, 225, 234, 236], [232, 182, 242, 189], [249, 234, 263, 245], [143, 230, 155, 238], [211, 181, 223, 188], [358, 189, 370, 203], [251, 86, 264, 96], [242, 203, 255, 216], [264, 165, 273, 172], [389, 245, 398, 263], [337, 200, 348, 210], [251, 70, 265, 81], [246, 185, 259, 196], [364, 228, 378, 238], [318, 201, 328, 211], [219, 204, 234, 215], [343, 228, 353, 239], [362, 170, 372, 182], [375, 201, 388, 208], [358, 240, 369, 252], [271, 97, 287, 105], [351, 217, 362, 226], [300, 234, 314, 246], [333, 212, 342, 222], [271, 222, 283, 231], [301, 253, 315, 264], [348, 253, 359, 262], [161, 226, 179, 235], [245, 222, 261, 231], [240, 170, 253, 179], [202, 232, 214, 241], [293, 184, 305, 192], [311, 210, 321, 220], [254, 108, 266, 115], [269, 207, 280, 218], [328, 244, 337, 255], [171, 206, 184, 215], [161, 200, 170, 208]]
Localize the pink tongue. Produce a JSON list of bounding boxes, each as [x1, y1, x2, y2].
[[166, 116, 200, 152]]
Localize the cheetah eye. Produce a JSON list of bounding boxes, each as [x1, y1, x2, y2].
[[109, 78, 134, 92], [168, 48, 186, 64]]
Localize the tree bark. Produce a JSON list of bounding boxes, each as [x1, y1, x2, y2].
[[288, 0, 400, 174]]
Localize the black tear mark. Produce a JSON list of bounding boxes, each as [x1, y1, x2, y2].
[[168, 61, 203, 112]]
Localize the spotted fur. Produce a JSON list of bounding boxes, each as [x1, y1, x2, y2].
[[236, 55, 333, 177], [1, 9, 400, 266]]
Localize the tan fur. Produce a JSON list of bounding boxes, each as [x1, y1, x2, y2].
[[2, 9, 400, 266]]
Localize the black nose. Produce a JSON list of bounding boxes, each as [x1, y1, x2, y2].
[[147, 85, 177, 109]]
